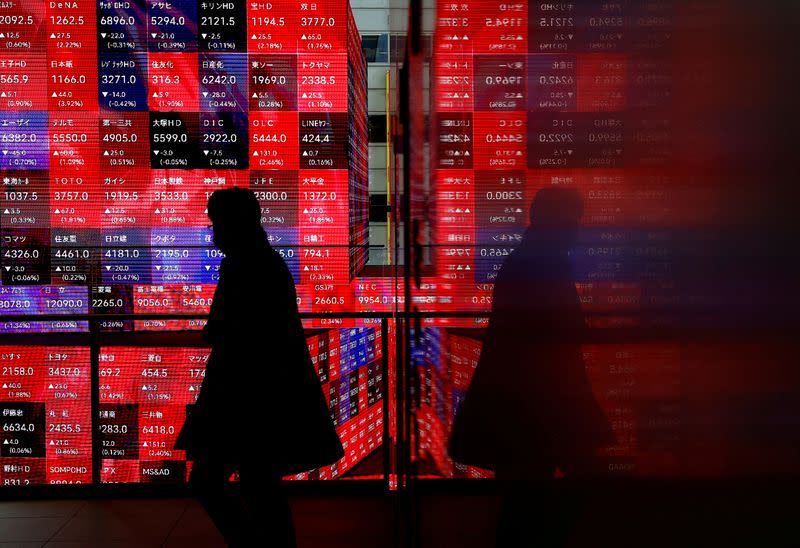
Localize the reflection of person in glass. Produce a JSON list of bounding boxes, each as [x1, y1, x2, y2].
[[448, 188, 613, 547], [175, 188, 344, 547]]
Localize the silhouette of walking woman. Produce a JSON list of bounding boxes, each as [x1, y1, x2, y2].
[[448, 188, 614, 547], [175, 188, 344, 547]]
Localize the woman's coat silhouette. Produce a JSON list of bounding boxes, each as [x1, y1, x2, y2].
[[175, 188, 343, 547]]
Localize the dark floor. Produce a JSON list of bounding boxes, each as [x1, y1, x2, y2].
[[0, 494, 500, 547], [1, 486, 799, 547]]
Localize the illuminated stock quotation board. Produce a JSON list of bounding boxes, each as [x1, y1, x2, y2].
[[0, 0, 382, 486], [98, 327, 383, 483], [0, 0, 369, 332], [0, 326, 384, 485], [416, 2, 689, 478]]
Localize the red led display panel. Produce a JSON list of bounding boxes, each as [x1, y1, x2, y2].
[[0, 346, 92, 485], [0, 0, 370, 333], [99, 326, 384, 484]]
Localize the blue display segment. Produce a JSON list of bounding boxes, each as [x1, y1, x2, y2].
[[150, 227, 210, 283], [101, 229, 152, 284], [339, 328, 373, 376], [570, 228, 673, 283], [266, 227, 298, 247], [151, 246, 205, 283], [474, 229, 523, 284], [338, 378, 350, 423], [91, 285, 135, 332], [38, 286, 91, 315], [200, 53, 248, 112], [0, 112, 49, 170], [0, 286, 89, 333], [267, 228, 299, 284], [98, 53, 149, 111], [98, 0, 149, 52], [147, 0, 198, 52], [199, 112, 249, 170], [0, 287, 39, 316]]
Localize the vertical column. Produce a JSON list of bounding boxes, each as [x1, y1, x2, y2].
[[147, 0, 199, 299], [296, 0, 351, 309], [98, 346, 210, 483], [0, 2, 48, 287], [47, 0, 99, 298], [97, 0, 150, 321], [0, 346, 92, 485], [470, 2, 528, 304], [248, 1, 301, 284], [431, 0, 475, 316]]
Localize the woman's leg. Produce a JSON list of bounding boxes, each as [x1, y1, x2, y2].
[[239, 463, 297, 548], [189, 457, 255, 547]]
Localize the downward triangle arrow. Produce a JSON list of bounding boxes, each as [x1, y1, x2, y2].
[[102, 92, 108, 97], [5, 266, 10, 271], [106, 266, 111, 271], [155, 265, 162, 270], [153, 150, 159, 155], [205, 265, 211, 271], [101, 33, 106, 38], [151, 33, 157, 38], [203, 150, 209, 155], [201, 33, 207, 39], [1, 151, 5, 156], [202, 92, 208, 97]]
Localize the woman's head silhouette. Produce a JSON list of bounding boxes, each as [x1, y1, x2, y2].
[[527, 188, 584, 249], [207, 188, 265, 255]]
